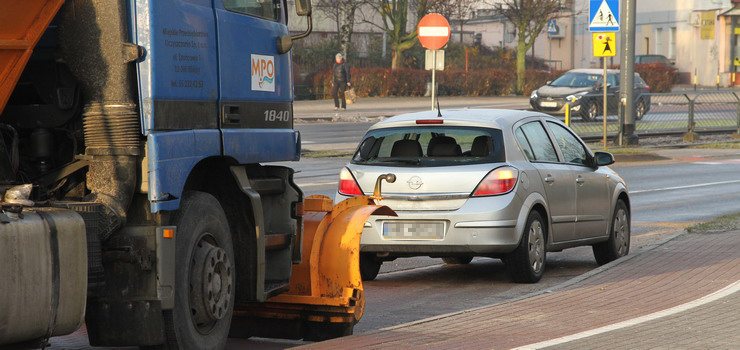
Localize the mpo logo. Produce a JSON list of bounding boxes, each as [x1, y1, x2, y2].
[[251, 54, 275, 92]]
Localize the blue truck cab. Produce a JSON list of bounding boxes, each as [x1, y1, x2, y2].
[[0, 0, 314, 348]]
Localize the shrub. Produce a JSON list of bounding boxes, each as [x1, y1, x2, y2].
[[634, 63, 679, 92]]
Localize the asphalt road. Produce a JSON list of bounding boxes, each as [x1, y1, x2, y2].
[[47, 126, 740, 349]]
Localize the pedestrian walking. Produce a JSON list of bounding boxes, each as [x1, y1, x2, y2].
[[332, 53, 351, 110]]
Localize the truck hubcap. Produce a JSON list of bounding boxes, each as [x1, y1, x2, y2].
[[190, 236, 232, 333]]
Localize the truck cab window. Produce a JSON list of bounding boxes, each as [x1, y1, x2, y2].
[[223, 0, 280, 21]]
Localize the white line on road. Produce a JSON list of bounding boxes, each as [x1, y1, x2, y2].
[[629, 179, 740, 194], [513, 280, 740, 350]]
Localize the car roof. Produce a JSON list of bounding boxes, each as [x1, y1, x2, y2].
[[567, 68, 620, 75], [368, 109, 554, 131]]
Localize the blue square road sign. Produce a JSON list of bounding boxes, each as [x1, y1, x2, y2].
[[589, 0, 619, 32]]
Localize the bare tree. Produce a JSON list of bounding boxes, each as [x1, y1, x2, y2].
[[362, 0, 434, 69], [494, 0, 562, 93], [315, 0, 363, 58], [430, 0, 476, 43]]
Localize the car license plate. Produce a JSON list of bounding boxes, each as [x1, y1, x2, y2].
[[540, 101, 558, 108], [382, 221, 445, 240]]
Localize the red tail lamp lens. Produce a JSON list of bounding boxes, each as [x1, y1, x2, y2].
[[338, 168, 363, 196], [416, 119, 444, 124], [472, 167, 519, 196]]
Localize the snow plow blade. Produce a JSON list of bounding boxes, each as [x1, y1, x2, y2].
[[230, 195, 396, 341]]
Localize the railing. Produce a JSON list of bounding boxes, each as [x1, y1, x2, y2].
[[565, 90, 740, 141]]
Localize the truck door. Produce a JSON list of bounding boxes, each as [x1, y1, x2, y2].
[[214, 1, 293, 132]]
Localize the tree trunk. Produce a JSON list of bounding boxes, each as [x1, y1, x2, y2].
[[391, 48, 401, 69], [516, 37, 527, 94], [338, 0, 355, 59]]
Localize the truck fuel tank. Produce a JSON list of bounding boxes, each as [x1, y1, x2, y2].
[[0, 207, 87, 346]]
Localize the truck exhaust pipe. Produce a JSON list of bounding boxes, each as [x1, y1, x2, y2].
[[59, 0, 142, 238]]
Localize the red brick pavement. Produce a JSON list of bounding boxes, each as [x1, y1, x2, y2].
[[296, 232, 740, 350]]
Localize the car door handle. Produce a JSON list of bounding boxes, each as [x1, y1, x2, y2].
[[544, 175, 555, 183], [576, 176, 585, 184]]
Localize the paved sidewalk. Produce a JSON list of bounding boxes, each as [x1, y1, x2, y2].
[[296, 231, 740, 349]]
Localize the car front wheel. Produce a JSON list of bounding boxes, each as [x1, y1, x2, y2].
[[580, 102, 597, 122], [635, 99, 646, 120], [592, 200, 630, 265], [504, 211, 546, 283]]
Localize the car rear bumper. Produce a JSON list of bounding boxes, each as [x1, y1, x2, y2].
[[360, 193, 523, 256]]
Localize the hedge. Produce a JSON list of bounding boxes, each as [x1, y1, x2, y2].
[[310, 68, 564, 98], [634, 63, 679, 93]]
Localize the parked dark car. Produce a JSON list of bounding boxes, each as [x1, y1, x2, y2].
[[530, 69, 651, 121], [635, 54, 674, 67]]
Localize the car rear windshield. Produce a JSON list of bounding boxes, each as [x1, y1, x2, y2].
[[351, 126, 505, 167], [550, 73, 600, 87]]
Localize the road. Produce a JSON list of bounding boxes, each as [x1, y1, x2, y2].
[[47, 123, 740, 349]]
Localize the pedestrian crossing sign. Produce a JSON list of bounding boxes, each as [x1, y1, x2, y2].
[[589, 0, 619, 32], [593, 33, 616, 57]]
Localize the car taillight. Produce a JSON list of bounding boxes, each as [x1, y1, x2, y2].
[[472, 166, 519, 197], [416, 119, 444, 124], [338, 168, 363, 196]]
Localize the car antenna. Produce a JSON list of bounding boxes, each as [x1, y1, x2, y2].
[[436, 97, 442, 118]]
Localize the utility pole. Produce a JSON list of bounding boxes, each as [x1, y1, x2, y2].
[[619, 0, 638, 144]]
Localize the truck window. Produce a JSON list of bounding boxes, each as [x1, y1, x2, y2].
[[223, 0, 280, 21]]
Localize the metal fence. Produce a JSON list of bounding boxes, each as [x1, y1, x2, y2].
[[567, 90, 740, 141]]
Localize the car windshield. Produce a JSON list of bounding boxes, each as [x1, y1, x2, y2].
[[351, 126, 505, 167], [549, 73, 600, 87], [640, 55, 670, 64]]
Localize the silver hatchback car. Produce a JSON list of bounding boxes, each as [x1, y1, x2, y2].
[[336, 109, 631, 283]]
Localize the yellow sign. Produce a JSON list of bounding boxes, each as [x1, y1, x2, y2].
[[700, 11, 715, 40], [735, 57, 740, 66], [592, 32, 616, 57]]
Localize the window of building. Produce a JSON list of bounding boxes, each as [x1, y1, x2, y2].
[[655, 28, 663, 55], [669, 27, 677, 59]]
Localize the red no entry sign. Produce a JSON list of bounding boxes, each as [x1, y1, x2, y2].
[[417, 13, 450, 50]]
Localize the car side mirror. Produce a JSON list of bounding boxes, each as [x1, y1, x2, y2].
[[594, 151, 615, 166]]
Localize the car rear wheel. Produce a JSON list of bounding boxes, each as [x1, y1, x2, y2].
[[360, 253, 382, 281], [442, 256, 474, 265], [504, 211, 546, 283], [593, 200, 630, 265]]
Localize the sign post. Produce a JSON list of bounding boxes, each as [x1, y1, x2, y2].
[[590, 0, 619, 149], [593, 32, 616, 150], [418, 14, 450, 110]]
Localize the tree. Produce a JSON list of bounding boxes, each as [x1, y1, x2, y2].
[[315, 0, 363, 58], [495, 0, 562, 93], [429, 0, 476, 43], [363, 0, 434, 69]]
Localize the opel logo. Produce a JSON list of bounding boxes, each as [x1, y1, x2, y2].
[[407, 176, 423, 190]]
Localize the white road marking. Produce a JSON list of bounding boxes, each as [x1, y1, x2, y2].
[[630, 179, 740, 194], [296, 181, 337, 187], [513, 280, 740, 350]]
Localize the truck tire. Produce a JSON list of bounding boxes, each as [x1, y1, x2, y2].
[[504, 211, 546, 283], [593, 200, 630, 265], [150, 191, 235, 350]]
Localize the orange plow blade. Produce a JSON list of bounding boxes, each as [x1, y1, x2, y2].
[[231, 195, 395, 341]]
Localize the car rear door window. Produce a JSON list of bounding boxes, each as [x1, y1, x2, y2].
[[517, 122, 559, 162], [352, 126, 505, 167], [547, 122, 588, 165]]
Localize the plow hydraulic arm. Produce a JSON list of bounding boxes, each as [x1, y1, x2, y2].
[[230, 194, 395, 341]]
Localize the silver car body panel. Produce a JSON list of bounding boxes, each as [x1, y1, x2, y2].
[[335, 109, 629, 257]]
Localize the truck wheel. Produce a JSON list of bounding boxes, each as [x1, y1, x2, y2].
[[504, 211, 546, 283], [154, 191, 235, 350], [359, 253, 382, 281], [442, 256, 473, 265], [593, 200, 630, 265]]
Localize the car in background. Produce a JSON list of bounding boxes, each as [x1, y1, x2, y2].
[[530, 68, 651, 121], [635, 54, 674, 67], [336, 109, 631, 283]]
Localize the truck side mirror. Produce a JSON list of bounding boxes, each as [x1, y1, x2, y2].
[[295, 0, 311, 16]]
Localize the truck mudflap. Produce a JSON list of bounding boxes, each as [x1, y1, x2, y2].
[[230, 195, 395, 341]]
